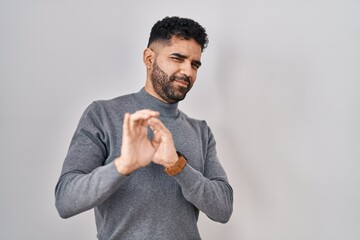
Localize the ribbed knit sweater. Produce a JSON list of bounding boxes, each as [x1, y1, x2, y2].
[[55, 88, 233, 240]]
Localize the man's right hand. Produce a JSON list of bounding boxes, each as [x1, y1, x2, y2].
[[114, 109, 160, 175]]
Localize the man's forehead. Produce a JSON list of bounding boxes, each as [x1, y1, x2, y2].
[[152, 37, 202, 58]]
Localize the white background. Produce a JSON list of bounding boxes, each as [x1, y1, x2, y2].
[[1, 0, 359, 239]]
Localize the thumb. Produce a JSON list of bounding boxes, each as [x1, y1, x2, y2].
[[150, 126, 161, 149]]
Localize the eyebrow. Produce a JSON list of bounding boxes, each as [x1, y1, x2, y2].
[[170, 53, 202, 67]]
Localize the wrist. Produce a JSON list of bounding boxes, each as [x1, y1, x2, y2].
[[114, 156, 137, 176], [164, 151, 187, 176], [163, 152, 180, 168]]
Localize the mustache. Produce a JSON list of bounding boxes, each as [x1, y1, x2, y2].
[[170, 75, 190, 85]]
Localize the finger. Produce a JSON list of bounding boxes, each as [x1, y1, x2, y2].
[[148, 117, 167, 133], [150, 125, 161, 145], [151, 135, 161, 150], [130, 109, 160, 122], [129, 112, 148, 130], [122, 112, 130, 136], [129, 110, 159, 130]]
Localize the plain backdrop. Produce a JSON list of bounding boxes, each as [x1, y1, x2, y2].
[[1, 0, 359, 239]]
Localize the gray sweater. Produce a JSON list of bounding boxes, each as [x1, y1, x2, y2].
[[55, 88, 233, 240]]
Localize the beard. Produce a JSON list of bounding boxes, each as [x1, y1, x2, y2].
[[150, 60, 192, 103]]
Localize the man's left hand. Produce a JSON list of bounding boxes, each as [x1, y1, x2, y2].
[[148, 117, 179, 168]]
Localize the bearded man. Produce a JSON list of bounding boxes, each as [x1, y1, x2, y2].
[[55, 16, 233, 240]]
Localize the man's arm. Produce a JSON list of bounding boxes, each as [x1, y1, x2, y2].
[[173, 126, 233, 223], [55, 104, 160, 218], [147, 118, 233, 223], [173, 161, 233, 223], [55, 162, 127, 218], [55, 103, 125, 218]]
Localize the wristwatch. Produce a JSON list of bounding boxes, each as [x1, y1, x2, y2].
[[164, 151, 187, 176]]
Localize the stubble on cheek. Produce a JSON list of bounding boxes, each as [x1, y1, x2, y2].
[[151, 61, 192, 103]]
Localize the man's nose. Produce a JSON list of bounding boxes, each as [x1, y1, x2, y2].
[[179, 62, 194, 80]]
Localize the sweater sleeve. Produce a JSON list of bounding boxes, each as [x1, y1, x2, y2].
[[55, 102, 127, 218], [173, 125, 234, 223]]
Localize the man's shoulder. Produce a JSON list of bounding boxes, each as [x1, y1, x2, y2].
[[78, 92, 137, 120], [95, 92, 134, 106], [89, 92, 137, 111], [178, 110, 209, 130]]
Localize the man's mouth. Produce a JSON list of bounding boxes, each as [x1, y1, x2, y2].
[[172, 76, 190, 88], [175, 80, 189, 88]]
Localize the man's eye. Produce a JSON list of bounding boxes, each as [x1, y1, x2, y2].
[[192, 63, 200, 69]]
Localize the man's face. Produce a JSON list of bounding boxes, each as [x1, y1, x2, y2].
[[149, 37, 202, 103]]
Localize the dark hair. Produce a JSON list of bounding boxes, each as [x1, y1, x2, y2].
[[147, 16, 209, 52]]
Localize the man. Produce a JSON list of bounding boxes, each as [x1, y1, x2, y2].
[[55, 16, 233, 240]]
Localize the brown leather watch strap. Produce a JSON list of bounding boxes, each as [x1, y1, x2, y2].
[[164, 152, 187, 176]]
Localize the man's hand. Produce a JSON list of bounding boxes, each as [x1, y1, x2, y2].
[[148, 117, 179, 168], [114, 109, 160, 175]]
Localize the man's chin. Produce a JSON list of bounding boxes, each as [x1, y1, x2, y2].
[[166, 92, 187, 103], [174, 87, 189, 98], [163, 84, 190, 103]]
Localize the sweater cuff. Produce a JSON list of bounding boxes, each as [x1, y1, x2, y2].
[[172, 164, 203, 190], [100, 161, 129, 190]]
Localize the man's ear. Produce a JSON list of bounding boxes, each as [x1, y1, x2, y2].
[[143, 48, 154, 69]]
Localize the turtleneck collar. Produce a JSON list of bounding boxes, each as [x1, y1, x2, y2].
[[132, 88, 179, 117]]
